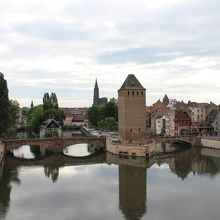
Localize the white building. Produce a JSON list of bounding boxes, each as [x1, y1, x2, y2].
[[156, 106, 176, 136]]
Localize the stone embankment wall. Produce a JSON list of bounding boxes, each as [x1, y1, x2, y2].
[[106, 135, 156, 157], [0, 141, 5, 162], [201, 138, 220, 150]]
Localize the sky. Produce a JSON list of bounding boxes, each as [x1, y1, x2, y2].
[[0, 0, 220, 107]]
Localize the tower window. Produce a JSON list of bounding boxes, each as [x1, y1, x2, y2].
[[128, 91, 130, 96], [139, 128, 141, 132], [130, 129, 132, 132], [141, 91, 143, 96], [132, 91, 134, 96], [137, 91, 139, 96]]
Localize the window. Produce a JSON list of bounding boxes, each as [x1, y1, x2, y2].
[[132, 91, 134, 96], [139, 128, 141, 132], [128, 91, 130, 96], [141, 91, 143, 96], [137, 91, 139, 96], [130, 129, 132, 132]]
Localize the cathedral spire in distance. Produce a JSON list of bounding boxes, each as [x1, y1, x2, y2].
[[93, 78, 100, 105]]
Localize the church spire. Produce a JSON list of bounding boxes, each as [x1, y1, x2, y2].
[[95, 78, 98, 88], [93, 78, 100, 105]]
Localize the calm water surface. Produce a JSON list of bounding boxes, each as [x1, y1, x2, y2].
[[1, 145, 220, 220], [63, 143, 96, 157]]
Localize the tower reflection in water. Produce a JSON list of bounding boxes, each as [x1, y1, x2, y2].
[[119, 165, 147, 220]]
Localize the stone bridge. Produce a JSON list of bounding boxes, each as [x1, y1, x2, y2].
[[153, 136, 201, 147], [3, 137, 106, 152]]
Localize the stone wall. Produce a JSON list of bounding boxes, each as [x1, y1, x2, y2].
[[118, 89, 146, 144], [201, 138, 220, 150], [106, 135, 155, 157]]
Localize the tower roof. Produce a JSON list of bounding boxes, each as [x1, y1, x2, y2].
[[119, 74, 145, 91], [163, 94, 169, 105], [95, 78, 98, 88]]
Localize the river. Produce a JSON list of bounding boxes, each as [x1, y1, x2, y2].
[[0, 144, 220, 220]]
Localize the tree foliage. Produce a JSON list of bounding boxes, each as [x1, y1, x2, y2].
[[8, 100, 20, 128], [0, 73, 10, 136], [0, 73, 19, 136], [43, 92, 58, 111], [28, 93, 65, 132], [87, 99, 118, 131], [29, 105, 44, 132], [98, 117, 118, 131]]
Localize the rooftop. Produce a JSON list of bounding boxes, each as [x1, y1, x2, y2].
[[119, 74, 145, 91]]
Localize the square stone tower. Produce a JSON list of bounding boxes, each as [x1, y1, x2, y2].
[[118, 74, 146, 144]]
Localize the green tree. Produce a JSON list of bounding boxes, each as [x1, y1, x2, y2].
[[98, 117, 118, 131], [51, 93, 58, 109], [28, 93, 65, 132], [8, 100, 19, 128], [0, 73, 10, 136], [87, 99, 118, 128], [87, 105, 100, 127], [43, 92, 59, 111], [29, 105, 44, 132], [31, 100, 34, 109], [43, 108, 65, 126]]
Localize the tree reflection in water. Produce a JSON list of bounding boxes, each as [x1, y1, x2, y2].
[[0, 159, 20, 218], [44, 166, 59, 183]]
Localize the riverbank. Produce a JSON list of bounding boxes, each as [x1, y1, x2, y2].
[[201, 136, 220, 150]]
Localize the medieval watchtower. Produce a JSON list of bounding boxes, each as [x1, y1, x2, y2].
[[118, 74, 146, 144]]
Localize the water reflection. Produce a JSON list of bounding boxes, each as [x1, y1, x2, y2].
[[119, 165, 146, 220], [0, 159, 20, 218], [63, 143, 97, 157], [44, 166, 59, 183], [13, 145, 48, 159], [1, 146, 220, 220]]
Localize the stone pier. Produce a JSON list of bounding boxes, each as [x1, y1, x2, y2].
[[106, 135, 156, 157]]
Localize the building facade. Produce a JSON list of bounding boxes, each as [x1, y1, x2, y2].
[[155, 107, 175, 136], [118, 74, 146, 144], [206, 110, 220, 136], [40, 119, 62, 138], [188, 103, 206, 122], [174, 110, 191, 135]]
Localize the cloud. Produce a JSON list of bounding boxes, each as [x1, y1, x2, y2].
[[0, 0, 220, 106]]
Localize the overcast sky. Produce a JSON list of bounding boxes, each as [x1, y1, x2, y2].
[[1, 0, 220, 107]]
